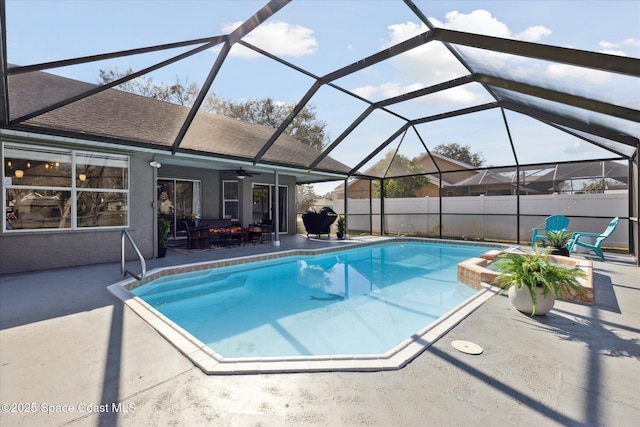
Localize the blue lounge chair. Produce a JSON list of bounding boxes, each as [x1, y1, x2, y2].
[[566, 217, 619, 260], [531, 214, 570, 248]]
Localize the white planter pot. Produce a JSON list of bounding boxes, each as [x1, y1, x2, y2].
[[508, 286, 556, 315]]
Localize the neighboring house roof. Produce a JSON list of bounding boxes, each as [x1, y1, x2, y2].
[[7, 68, 351, 175], [414, 152, 478, 172], [337, 152, 471, 194], [520, 161, 628, 192], [413, 152, 480, 186], [452, 169, 514, 187], [447, 160, 629, 193], [345, 150, 630, 194], [534, 161, 627, 183], [352, 151, 475, 182]]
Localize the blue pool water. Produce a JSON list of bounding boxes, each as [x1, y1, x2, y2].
[[132, 241, 495, 358]]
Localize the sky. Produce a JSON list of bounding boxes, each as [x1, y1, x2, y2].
[[5, 0, 640, 194]]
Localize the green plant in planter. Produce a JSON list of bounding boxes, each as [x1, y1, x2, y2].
[[545, 230, 572, 256], [336, 215, 346, 239], [158, 217, 170, 249], [494, 250, 586, 315]]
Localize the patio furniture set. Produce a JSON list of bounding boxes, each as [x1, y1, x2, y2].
[[184, 219, 272, 249], [532, 214, 619, 260]]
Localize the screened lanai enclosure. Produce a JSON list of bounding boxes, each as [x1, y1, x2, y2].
[[1, 0, 638, 264]]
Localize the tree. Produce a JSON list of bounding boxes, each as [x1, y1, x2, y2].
[[372, 150, 430, 198], [99, 68, 329, 150], [209, 97, 328, 151], [98, 67, 199, 106], [296, 184, 320, 213], [432, 143, 484, 167], [581, 178, 616, 193]]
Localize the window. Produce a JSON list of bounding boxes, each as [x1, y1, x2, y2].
[[222, 180, 239, 221], [3, 142, 129, 231]]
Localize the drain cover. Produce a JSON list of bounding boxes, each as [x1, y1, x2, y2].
[[451, 340, 483, 355]]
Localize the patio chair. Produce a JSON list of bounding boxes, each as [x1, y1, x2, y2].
[[531, 214, 570, 248], [258, 219, 273, 243], [566, 217, 619, 260], [183, 220, 193, 248], [183, 220, 210, 249]]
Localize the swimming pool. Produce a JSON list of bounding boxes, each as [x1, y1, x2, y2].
[[109, 238, 503, 374]]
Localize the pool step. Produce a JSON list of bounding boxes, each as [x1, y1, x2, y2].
[[138, 270, 232, 296], [141, 274, 248, 306]]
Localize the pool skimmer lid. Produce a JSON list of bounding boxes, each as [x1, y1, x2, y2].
[[451, 340, 483, 355]]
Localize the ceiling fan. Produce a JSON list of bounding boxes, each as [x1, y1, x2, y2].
[[235, 168, 259, 179]]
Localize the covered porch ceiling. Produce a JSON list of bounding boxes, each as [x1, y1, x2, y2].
[[152, 153, 345, 185]]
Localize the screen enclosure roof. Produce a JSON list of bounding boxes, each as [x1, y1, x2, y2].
[[1, 0, 638, 183]]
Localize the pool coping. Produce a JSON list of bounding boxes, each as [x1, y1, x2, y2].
[[108, 237, 509, 374]]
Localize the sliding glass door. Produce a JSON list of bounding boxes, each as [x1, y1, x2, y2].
[[157, 178, 201, 239], [252, 183, 288, 233]]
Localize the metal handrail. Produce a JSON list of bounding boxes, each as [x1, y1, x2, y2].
[[121, 229, 146, 283]]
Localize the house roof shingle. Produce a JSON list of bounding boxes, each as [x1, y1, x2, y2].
[[8, 69, 351, 175]]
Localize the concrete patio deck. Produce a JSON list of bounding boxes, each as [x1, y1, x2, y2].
[[1, 235, 639, 426]]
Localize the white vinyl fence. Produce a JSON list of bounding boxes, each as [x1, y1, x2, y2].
[[331, 193, 628, 249]]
